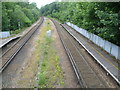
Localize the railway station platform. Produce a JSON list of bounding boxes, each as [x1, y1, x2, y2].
[[0, 36, 20, 48], [63, 24, 120, 85]]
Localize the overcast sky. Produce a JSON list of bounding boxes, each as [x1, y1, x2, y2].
[[29, 0, 56, 8]]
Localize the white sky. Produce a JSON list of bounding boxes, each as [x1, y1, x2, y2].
[[29, 0, 56, 8]]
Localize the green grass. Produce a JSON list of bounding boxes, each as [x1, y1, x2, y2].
[[37, 19, 64, 88], [38, 71, 46, 85], [10, 27, 27, 35]]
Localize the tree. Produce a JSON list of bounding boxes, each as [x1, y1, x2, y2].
[[2, 2, 40, 31], [40, 2, 120, 46]]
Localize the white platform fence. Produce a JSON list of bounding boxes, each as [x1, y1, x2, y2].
[[66, 22, 120, 60], [0, 32, 10, 38]]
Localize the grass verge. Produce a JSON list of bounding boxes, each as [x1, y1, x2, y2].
[[37, 19, 64, 88]]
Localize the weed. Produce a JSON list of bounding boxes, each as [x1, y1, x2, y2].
[[37, 19, 64, 88], [38, 72, 46, 85]]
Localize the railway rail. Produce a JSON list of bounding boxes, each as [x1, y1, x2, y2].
[[0, 17, 44, 73], [51, 19, 117, 88], [63, 23, 120, 86]]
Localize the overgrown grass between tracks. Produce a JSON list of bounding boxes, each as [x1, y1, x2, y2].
[[37, 19, 64, 88]]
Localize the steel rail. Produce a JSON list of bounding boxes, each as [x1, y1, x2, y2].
[[61, 24, 107, 87], [63, 24, 120, 85], [50, 19, 87, 88], [0, 17, 44, 73], [1, 19, 41, 57]]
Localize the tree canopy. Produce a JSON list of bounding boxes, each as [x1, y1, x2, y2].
[[40, 2, 120, 46], [2, 2, 40, 31]]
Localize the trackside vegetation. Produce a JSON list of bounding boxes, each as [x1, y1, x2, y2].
[[40, 2, 120, 46], [2, 2, 40, 32], [37, 19, 64, 88]]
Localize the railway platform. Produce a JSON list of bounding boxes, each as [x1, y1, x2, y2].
[[0, 36, 20, 48], [0, 18, 41, 49], [63, 24, 120, 85]]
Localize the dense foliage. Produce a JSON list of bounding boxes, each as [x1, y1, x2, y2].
[[40, 2, 120, 46], [2, 2, 40, 31]]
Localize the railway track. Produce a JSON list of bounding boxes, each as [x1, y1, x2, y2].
[[0, 17, 44, 73], [64, 24, 120, 86], [51, 19, 111, 88]]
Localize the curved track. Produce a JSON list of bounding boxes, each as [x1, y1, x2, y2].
[[0, 17, 44, 73]]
